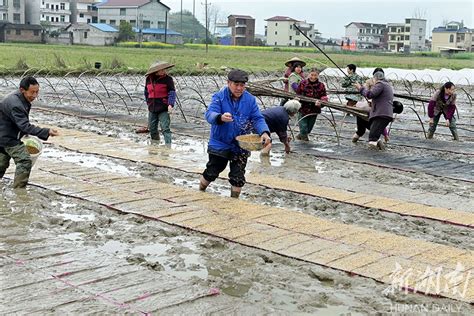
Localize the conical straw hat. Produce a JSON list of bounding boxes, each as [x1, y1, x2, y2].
[[284, 56, 306, 67], [145, 61, 175, 76]]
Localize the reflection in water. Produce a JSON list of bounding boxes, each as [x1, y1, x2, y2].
[[43, 147, 138, 176]]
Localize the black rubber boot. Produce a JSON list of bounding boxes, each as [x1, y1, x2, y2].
[[199, 175, 210, 191], [230, 186, 241, 198]]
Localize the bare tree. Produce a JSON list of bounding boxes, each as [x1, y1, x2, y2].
[[412, 8, 427, 19], [207, 4, 224, 36]]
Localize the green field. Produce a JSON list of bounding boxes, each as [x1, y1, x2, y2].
[[0, 43, 473, 75]]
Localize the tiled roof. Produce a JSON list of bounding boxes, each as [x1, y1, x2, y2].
[[99, 0, 149, 6], [345, 22, 386, 28], [228, 14, 254, 19], [265, 16, 298, 22], [98, 0, 170, 9], [432, 26, 473, 33], [90, 23, 118, 32]]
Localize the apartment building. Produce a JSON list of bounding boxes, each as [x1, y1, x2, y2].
[[265, 16, 320, 47], [71, 0, 100, 24], [387, 18, 426, 52], [0, 0, 43, 43], [343, 22, 386, 49], [97, 0, 170, 29], [0, 0, 26, 24], [38, 0, 72, 28], [227, 14, 255, 46], [431, 21, 473, 52]]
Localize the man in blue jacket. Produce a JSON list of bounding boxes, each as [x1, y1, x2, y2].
[[199, 69, 271, 198], [0, 76, 58, 188]]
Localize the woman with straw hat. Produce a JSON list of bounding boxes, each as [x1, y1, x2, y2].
[[144, 61, 176, 144], [283, 57, 306, 92]]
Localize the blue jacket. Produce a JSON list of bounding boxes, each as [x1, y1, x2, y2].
[[261, 106, 289, 143], [206, 87, 269, 154]]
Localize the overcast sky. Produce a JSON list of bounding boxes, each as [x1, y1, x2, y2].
[[162, 0, 473, 38]]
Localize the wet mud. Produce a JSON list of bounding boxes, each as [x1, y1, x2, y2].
[[1, 75, 473, 314]]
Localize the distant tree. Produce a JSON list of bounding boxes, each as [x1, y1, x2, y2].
[[40, 20, 52, 34], [207, 4, 227, 36], [118, 21, 135, 42], [252, 38, 264, 46], [169, 10, 210, 42]]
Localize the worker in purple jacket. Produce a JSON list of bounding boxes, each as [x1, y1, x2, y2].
[[427, 82, 458, 140], [354, 68, 393, 150]]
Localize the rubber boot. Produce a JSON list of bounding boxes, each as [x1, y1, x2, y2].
[[12, 172, 30, 189], [199, 175, 210, 191], [427, 124, 435, 139], [230, 186, 241, 198], [451, 130, 459, 141], [352, 133, 360, 143]]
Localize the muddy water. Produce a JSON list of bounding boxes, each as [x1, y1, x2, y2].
[[2, 183, 473, 314], [2, 77, 473, 313]]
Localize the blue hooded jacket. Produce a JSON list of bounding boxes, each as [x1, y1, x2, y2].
[[205, 87, 269, 154]]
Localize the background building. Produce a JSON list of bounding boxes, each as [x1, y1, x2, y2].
[[343, 22, 386, 50], [0, 0, 26, 24], [431, 21, 473, 52], [265, 16, 320, 47], [227, 14, 254, 46], [66, 22, 117, 45], [71, 0, 100, 24], [214, 22, 231, 45], [97, 0, 170, 29], [0, 21, 42, 42], [387, 18, 426, 52], [39, 0, 72, 30]]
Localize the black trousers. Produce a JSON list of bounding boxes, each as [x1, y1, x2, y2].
[[202, 152, 248, 187], [356, 117, 392, 142]]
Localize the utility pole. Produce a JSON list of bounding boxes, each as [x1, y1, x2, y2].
[[180, 0, 183, 34], [203, 0, 210, 53], [164, 10, 168, 44], [138, 13, 143, 48]]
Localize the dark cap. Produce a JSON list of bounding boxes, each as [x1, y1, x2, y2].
[[372, 67, 384, 75], [228, 69, 248, 83]]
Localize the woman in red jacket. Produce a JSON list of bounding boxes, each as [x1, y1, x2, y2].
[[144, 61, 176, 144]]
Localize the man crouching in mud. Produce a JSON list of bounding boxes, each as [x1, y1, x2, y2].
[[0, 76, 59, 188], [199, 69, 271, 198]]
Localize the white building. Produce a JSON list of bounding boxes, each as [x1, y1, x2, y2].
[[0, 0, 26, 24], [97, 0, 170, 29], [387, 18, 426, 52], [71, 0, 101, 24], [265, 16, 320, 47], [343, 22, 386, 49], [66, 22, 117, 45], [39, 0, 72, 29]]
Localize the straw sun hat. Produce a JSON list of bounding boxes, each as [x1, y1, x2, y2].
[[145, 61, 175, 76], [284, 56, 306, 67]]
